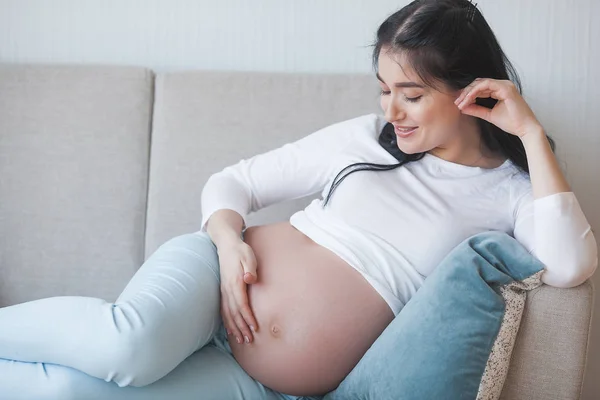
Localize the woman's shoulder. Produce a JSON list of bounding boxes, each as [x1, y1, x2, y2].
[[326, 113, 386, 139]]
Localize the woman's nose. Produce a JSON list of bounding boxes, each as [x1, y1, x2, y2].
[[384, 100, 405, 122]]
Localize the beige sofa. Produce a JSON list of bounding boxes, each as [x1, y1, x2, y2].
[[0, 64, 594, 399]]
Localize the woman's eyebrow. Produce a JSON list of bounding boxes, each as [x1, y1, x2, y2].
[[376, 72, 424, 88]]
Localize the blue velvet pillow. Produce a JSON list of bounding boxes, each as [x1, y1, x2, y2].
[[324, 231, 544, 400]]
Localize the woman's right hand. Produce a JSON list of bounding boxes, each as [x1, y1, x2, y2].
[[217, 239, 259, 344]]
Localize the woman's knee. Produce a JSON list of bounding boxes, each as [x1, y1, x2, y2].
[[95, 327, 172, 387], [157, 232, 221, 278], [163, 231, 217, 254], [102, 232, 222, 386]]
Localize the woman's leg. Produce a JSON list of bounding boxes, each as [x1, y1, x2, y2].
[[0, 340, 288, 400], [0, 231, 223, 387]]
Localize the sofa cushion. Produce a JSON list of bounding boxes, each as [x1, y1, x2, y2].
[[0, 64, 153, 306]]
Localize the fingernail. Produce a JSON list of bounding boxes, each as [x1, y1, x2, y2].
[[250, 325, 256, 332], [244, 336, 250, 343], [236, 337, 242, 344], [226, 329, 232, 336]]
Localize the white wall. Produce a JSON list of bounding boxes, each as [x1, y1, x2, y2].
[[1, 0, 599, 398]]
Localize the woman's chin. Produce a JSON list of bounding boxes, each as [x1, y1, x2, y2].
[[396, 143, 427, 155]]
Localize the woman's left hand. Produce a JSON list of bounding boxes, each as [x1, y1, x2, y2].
[[454, 78, 542, 138]]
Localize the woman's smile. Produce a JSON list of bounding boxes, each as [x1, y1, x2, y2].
[[394, 125, 418, 138]]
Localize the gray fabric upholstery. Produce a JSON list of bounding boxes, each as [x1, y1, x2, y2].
[[0, 64, 594, 399], [145, 70, 380, 256], [500, 280, 594, 400], [0, 65, 153, 306]]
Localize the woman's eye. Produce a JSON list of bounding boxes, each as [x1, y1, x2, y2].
[[379, 89, 423, 103], [379, 90, 422, 103], [405, 96, 422, 103]]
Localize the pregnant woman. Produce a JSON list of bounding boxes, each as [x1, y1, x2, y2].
[[1, 1, 597, 399]]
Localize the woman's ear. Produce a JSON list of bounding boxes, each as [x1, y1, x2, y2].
[[452, 89, 463, 104]]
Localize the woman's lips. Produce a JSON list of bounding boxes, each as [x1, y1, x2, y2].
[[394, 126, 418, 138]]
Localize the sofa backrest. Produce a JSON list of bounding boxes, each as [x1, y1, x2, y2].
[[0, 65, 379, 305], [0, 65, 153, 305]]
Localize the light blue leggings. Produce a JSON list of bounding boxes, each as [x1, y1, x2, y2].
[[0, 231, 314, 400]]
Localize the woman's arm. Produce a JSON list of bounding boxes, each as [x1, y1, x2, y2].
[[520, 125, 571, 198], [511, 187, 597, 288], [456, 78, 598, 287], [200, 114, 382, 237], [506, 105, 596, 288], [206, 209, 246, 250]]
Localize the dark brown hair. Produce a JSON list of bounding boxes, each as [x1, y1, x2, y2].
[[323, 0, 555, 207]]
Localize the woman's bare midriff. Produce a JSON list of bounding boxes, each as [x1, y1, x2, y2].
[[228, 221, 395, 396]]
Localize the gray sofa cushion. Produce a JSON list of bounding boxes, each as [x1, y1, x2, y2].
[[0, 65, 153, 306]]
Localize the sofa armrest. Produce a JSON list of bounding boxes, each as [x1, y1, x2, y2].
[[500, 279, 595, 400]]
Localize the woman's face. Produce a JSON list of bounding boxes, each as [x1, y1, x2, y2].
[[377, 48, 473, 156]]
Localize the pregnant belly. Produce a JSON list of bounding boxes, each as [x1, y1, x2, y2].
[[228, 221, 395, 396]]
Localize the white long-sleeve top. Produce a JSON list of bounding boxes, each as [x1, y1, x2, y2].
[[201, 114, 598, 315]]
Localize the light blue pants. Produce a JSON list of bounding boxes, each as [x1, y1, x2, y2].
[[0, 231, 317, 400]]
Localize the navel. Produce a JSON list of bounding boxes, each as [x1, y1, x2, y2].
[[270, 324, 282, 337]]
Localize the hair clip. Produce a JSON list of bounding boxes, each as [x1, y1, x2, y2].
[[466, 0, 478, 22]]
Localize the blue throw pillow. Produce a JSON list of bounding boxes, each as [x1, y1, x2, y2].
[[324, 231, 544, 400]]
